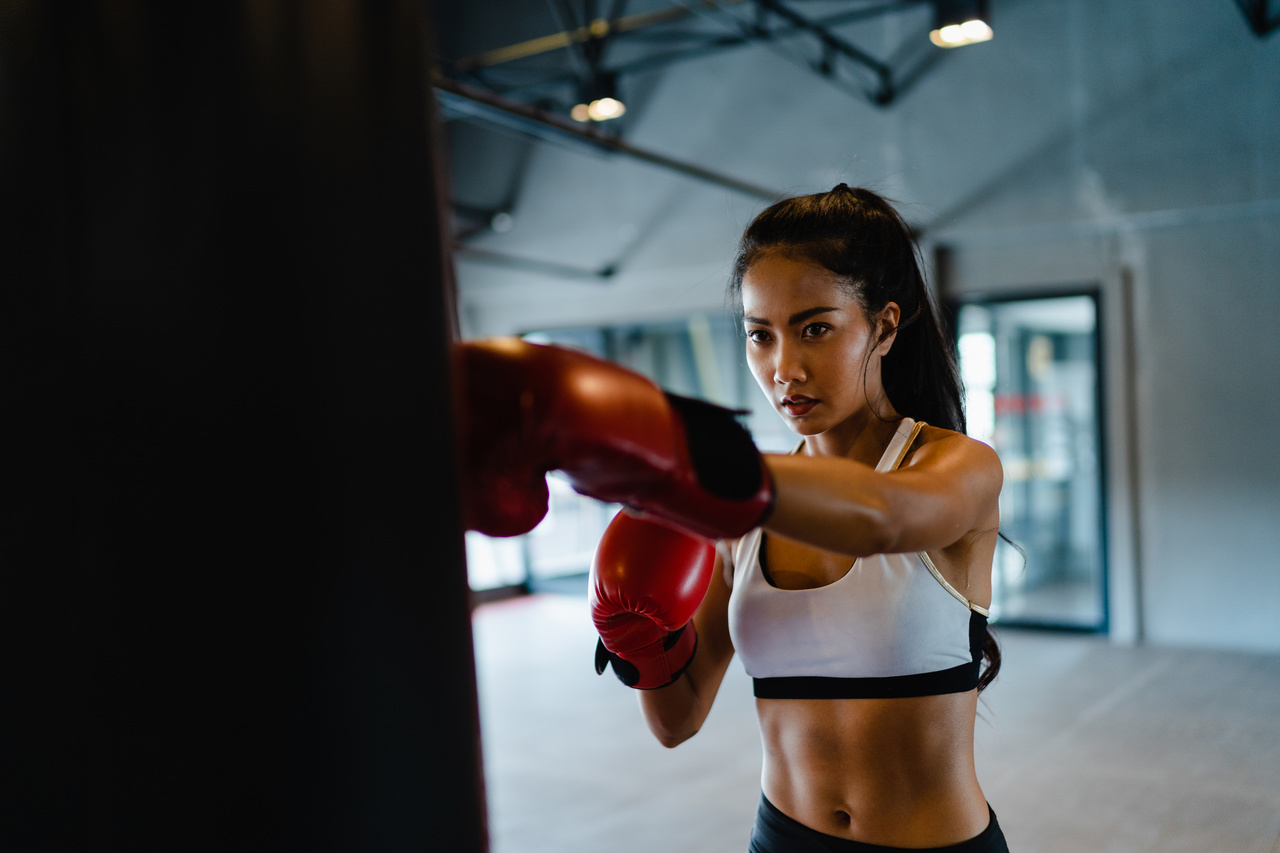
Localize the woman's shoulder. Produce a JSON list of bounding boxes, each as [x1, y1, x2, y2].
[[904, 423, 1003, 481]]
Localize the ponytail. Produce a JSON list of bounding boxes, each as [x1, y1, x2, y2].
[[977, 625, 1000, 693]]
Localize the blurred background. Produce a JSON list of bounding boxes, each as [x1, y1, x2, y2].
[[435, 0, 1280, 645]]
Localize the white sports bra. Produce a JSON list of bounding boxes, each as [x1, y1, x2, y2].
[[725, 419, 990, 699]]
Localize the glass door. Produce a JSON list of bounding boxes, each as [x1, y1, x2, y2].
[[954, 292, 1107, 631]]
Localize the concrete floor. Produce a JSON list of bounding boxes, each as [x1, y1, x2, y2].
[[472, 593, 1280, 853]]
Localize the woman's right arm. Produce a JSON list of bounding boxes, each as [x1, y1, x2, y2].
[[637, 552, 737, 748]]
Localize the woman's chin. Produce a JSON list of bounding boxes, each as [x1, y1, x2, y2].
[[784, 416, 828, 436]]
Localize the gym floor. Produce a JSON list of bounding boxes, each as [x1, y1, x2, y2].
[[473, 592, 1280, 853]]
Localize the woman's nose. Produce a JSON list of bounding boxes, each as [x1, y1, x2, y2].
[[774, 340, 806, 385]]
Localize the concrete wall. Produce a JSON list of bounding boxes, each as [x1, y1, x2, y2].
[[451, 0, 1280, 652]]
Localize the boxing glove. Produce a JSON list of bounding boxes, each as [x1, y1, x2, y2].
[[590, 511, 717, 689], [453, 337, 774, 539]]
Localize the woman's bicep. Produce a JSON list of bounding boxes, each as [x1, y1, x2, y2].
[[763, 435, 1002, 556], [882, 435, 1003, 552], [689, 551, 736, 684]]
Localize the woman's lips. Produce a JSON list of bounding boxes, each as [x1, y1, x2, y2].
[[781, 395, 818, 416]]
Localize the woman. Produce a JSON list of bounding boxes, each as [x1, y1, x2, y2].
[[631, 185, 1009, 852]]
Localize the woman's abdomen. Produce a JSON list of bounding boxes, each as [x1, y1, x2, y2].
[[756, 692, 989, 847]]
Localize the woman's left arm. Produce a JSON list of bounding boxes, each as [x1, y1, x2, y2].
[[762, 433, 1003, 557]]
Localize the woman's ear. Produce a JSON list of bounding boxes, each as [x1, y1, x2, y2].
[[876, 302, 901, 355]]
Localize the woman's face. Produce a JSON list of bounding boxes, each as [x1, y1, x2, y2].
[[740, 252, 897, 439]]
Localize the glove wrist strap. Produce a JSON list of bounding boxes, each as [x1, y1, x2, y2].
[[595, 623, 697, 690]]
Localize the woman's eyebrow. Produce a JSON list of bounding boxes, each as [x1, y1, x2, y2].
[[788, 306, 839, 325], [743, 306, 839, 327]]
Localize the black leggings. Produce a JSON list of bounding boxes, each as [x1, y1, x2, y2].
[[748, 794, 1010, 853]]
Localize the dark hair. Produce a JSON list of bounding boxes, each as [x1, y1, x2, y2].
[[730, 184, 1002, 691]]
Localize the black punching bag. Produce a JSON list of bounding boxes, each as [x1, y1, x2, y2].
[[3, 2, 486, 849]]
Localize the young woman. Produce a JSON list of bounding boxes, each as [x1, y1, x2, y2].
[[456, 184, 1009, 851], [628, 185, 1009, 852]]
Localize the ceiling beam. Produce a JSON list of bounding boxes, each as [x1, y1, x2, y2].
[[434, 76, 781, 202], [447, 1, 932, 107], [452, 3, 727, 71]]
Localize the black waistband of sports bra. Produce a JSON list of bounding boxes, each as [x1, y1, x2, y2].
[[753, 660, 981, 700], [754, 611, 988, 700]]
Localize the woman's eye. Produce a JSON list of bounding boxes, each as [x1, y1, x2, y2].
[[746, 329, 771, 343], [802, 323, 831, 338]]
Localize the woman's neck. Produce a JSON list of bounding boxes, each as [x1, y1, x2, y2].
[[801, 406, 902, 466]]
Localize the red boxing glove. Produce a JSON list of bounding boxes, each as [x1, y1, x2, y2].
[[453, 337, 774, 539], [590, 511, 717, 689]]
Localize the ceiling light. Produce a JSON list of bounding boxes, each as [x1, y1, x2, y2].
[[586, 97, 625, 121], [929, 0, 992, 48], [571, 98, 626, 122], [573, 73, 625, 123]]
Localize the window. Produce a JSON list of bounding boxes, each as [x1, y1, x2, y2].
[[955, 292, 1108, 630]]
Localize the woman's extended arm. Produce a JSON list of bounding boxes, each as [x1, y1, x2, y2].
[[763, 431, 1003, 558], [637, 552, 737, 748]]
